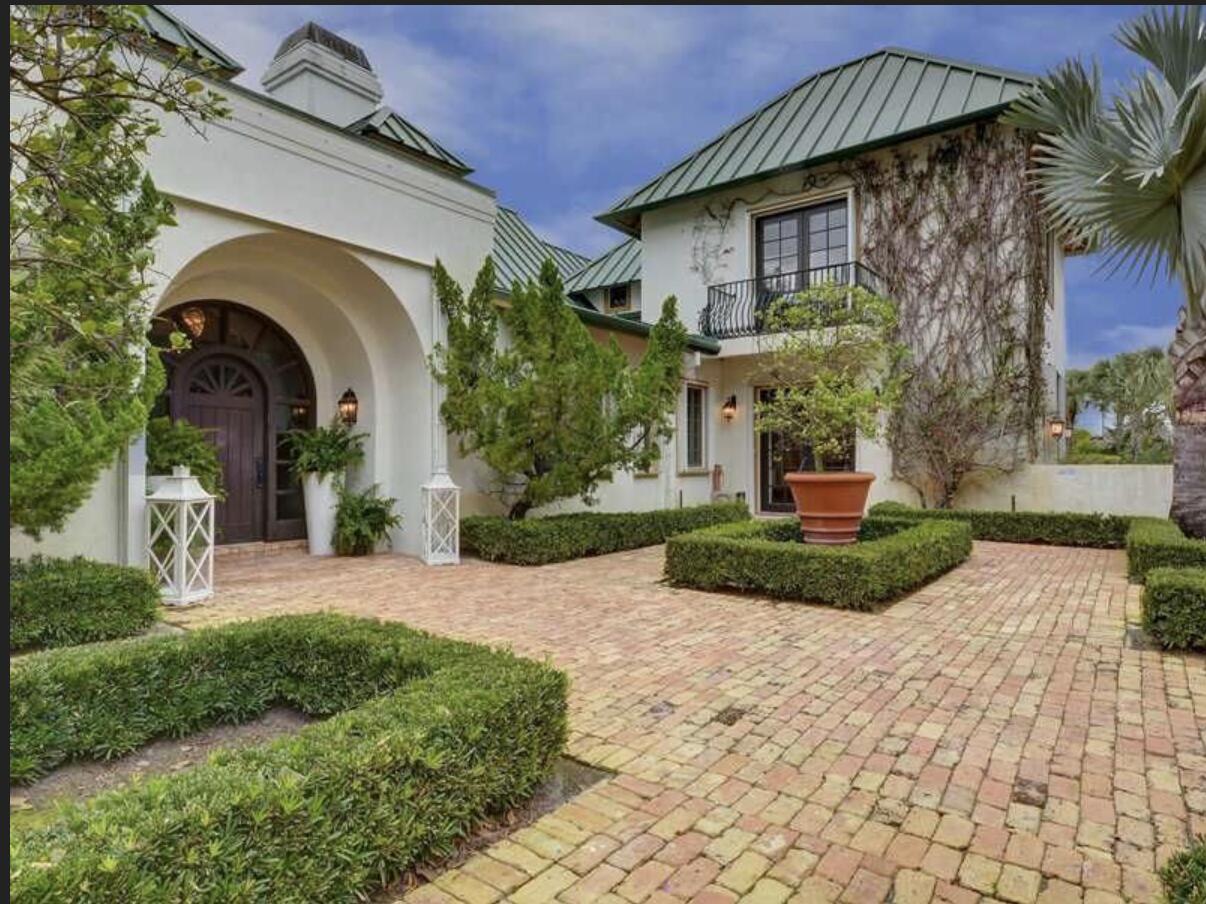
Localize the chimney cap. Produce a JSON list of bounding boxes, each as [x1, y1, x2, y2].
[[274, 22, 372, 71]]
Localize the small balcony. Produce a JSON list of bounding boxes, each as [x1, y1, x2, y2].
[[699, 262, 884, 340]]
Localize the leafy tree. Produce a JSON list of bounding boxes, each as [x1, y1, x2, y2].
[[432, 257, 688, 519], [753, 285, 905, 471], [1066, 347, 1173, 463], [1006, 5, 1205, 534], [10, 5, 227, 535]]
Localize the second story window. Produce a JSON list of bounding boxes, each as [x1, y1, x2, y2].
[[607, 283, 629, 310], [756, 198, 848, 282]]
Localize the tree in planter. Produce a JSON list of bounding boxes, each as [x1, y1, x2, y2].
[[10, 5, 227, 535], [431, 257, 688, 520], [754, 284, 905, 542], [1006, 5, 1205, 535], [286, 420, 366, 555]]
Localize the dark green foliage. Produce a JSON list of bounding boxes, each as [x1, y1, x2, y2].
[[334, 484, 402, 555], [145, 415, 224, 497], [10, 6, 226, 535], [10, 556, 159, 653], [286, 419, 365, 477], [868, 501, 1131, 547], [1126, 518, 1206, 581], [9, 614, 568, 902], [1161, 835, 1206, 903], [1142, 568, 1206, 650], [462, 501, 751, 565], [431, 257, 688, 519], [664, 516, 972, 610]]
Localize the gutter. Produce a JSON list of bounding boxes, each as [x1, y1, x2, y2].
[[573, 306, 720, 355]]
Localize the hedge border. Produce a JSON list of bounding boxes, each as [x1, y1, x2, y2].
[[1126, 517, 1206, 581], [10, 555, 160, 652], [1142, 567, 1206, 651], [664, 515, 972, 610], [462, 501, 751, 565], [10, 614, 567, 903], [867, 501, 1131, 548]]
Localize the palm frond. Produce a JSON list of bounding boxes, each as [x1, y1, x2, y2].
[[1116, 5, 1206, 98]]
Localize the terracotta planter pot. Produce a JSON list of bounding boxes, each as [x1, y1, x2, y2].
[[784, 471, 876, 545]]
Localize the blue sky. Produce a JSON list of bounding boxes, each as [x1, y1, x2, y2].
[[168, 4, 1184, 370]]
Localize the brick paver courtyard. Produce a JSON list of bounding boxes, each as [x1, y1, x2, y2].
[[174, 542, 1206, 903]]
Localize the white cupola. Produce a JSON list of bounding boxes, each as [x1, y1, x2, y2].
[[262, 22, 383, 126]]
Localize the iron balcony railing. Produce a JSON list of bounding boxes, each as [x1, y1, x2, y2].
[[699, 261, 884, 340]]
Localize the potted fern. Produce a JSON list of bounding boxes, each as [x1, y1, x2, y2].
[[333, 485, 402, 556], [286, 419, 365, 556], [755, 284, 904, 544]]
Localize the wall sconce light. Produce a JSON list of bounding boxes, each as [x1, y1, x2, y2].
[[722, 395, 738, 422], [338, 388, 359, 426], [1048, 417, 1066, 439]]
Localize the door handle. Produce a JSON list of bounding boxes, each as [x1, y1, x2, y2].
[[255, 457, 266, 489]]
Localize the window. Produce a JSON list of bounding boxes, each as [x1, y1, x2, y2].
[[756, 198, 848, 283], [607, 283, 629, 310], [682, 384, 707, 471]]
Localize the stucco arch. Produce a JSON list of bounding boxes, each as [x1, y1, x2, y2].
[[155, 230, 434, 555]]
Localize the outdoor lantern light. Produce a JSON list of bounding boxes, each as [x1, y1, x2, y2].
[[722, 395, 738, 421], [146, 466, 215, 605], [338, 388, 359, 426], [1048, 417, 1066, 439], [180, 306, 206, 338]]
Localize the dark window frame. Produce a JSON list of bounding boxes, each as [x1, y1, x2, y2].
[[607, 283, 630, 309], [755, 197, 849, 281], [683, 383, 707, 471]]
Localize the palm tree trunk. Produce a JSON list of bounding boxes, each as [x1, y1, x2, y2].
[[1170, 302, 1206, 538]]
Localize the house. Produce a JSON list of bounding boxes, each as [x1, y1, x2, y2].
[[10, 10, 1068, 565]]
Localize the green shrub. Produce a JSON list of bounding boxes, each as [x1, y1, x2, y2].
[[462, 501, 751, 565], [334, 484, 402, 555], [664, 516, 972, 610], [868, 501, 1131, 547], [286, 419, 365, 477], [145, 415, 225, 497], [1142, 568, 1206, 651], [9, 556, 159, 653], [10, 614, 567, 902], [1160, 835, 1206, 903], [1126, 517, 1206, 581]]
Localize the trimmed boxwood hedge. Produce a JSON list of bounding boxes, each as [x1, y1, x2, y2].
[[9, 614, 567, 903], [868, 501, 1131, 547], [462, 500, 750, 565], [10, 555, 160, 652], [664, 515, 972, 610], [1126, 517, 1206, 581], [1142, 567, 1206, 651]]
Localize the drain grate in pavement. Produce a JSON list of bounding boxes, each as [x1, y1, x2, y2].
[[647, 700, 676, 719], [712, 706, 749, 726]]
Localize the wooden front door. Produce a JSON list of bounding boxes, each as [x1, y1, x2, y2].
[[181, 355, 266, 544]]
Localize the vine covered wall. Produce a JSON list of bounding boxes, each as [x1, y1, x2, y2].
[[843, 122, 1050, 507]]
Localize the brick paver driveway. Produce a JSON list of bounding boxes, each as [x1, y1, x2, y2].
[[176, 542, 1205, 903]]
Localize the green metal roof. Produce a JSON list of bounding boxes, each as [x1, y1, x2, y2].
[[599, 47, 1036, 234], [346, 107, 472, 175], [565, 238, 641, 293], [142, 6, 243, 77], [492, 207, 587, 294], [544, 242, 592, 280]]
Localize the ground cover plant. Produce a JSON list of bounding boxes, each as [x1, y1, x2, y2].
[[9, 613, 567, 902], [664, 515, 971, 609], [10, 556, 160, 652], [462, 500, 750, 565]]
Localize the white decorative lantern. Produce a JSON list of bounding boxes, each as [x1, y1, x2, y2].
[[422, 469, 460, 565], [147, 466, 215, 605]]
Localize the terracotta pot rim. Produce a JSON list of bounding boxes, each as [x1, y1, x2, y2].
[[784, 471, 876, 484]]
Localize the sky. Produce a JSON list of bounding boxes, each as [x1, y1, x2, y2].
[[166, 4, 1184, 371]]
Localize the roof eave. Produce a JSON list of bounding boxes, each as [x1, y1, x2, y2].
[[573, 307, 720, 355], [597, 104, 1015, 235]]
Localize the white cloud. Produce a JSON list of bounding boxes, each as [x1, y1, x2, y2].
[[1099, 322, 1176, 351]]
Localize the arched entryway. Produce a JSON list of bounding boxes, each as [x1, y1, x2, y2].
[[151, 301, 316, 544]]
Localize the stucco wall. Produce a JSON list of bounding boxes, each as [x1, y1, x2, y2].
[[954, 464, 1173, 517]]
